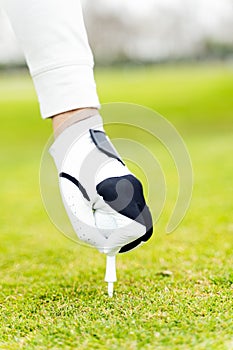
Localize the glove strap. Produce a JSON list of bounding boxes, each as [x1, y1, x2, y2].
[[89, 129, 125, 166]]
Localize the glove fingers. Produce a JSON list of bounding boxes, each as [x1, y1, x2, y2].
[[94, 208, 146, 255], [60, 177, 108, 252], [119, 204, 153, 253]]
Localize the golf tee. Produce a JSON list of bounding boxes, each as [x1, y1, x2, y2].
[[105, 255, 117, 297]]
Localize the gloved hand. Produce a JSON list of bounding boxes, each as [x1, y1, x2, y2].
[[49, 114, 153, 256]]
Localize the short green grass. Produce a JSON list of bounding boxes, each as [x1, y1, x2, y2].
[[0, 63, 233, 349]]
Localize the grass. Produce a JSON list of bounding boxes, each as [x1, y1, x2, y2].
[[0, 63, 233, 349]]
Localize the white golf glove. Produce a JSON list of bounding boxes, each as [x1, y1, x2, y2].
[[49, 114, 153, 256]]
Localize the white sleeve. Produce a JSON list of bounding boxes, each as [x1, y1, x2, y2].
[[1, 0, 100, 118]]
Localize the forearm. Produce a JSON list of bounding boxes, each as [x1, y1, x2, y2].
[[2, 0, 100, 118]]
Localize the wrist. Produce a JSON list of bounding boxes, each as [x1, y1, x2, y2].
[[49, 114, 103, 170], [52, 107, 99, 138]]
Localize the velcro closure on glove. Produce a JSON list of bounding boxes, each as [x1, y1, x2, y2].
[[89, 129, 125, 166]]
